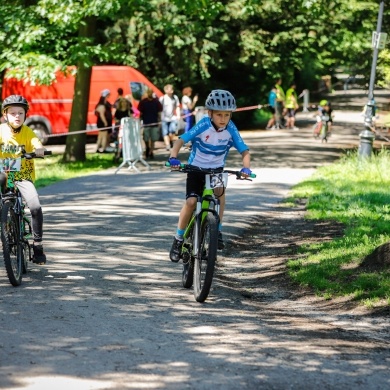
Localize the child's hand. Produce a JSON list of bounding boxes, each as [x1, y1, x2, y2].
[[168, 157, 181, 167], [240, 167, 252, 177]]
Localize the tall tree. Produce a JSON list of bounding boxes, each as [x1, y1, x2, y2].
[[64, 16, 97, 162], [0, 0, 387, 150]]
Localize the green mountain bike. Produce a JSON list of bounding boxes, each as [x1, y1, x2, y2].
[[167, 163, 256, 302]]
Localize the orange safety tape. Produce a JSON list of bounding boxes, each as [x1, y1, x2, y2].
[[45, 104, 264, 138]]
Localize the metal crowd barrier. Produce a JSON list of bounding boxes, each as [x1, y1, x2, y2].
[[115, 117, 150, 174]]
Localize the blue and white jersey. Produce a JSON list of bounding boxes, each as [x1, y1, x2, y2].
[[180, 116, 249, 168]]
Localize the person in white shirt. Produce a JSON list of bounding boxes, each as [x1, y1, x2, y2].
[[159, 84, 180, 151], [181, 86, 198, 133]]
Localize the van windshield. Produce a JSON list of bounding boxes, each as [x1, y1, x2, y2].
[[130, 82, 146, 101]]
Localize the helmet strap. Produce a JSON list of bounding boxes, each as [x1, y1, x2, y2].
[[9, 123, 22, 133]]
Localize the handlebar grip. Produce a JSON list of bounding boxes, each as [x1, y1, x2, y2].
[[23, 150, 52, 159], [165, 162, 186, 168], [250, 173, 256, 179]]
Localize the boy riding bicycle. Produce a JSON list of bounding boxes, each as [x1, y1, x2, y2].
[[0, 95, 48, 265], [314, 99, 333, 136], [168, 89, 252, 262]]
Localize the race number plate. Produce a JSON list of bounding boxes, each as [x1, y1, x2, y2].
[[0, 158, 22, 172], [205, 173, 228, 189]]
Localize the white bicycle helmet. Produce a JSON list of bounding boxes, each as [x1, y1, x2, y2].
[[205, 89, 237, 111]]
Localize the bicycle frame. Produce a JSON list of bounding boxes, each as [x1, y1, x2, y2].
[[167, 162, 256, 302], [184, 186, 220, 258], [1, 172, 32, 250]]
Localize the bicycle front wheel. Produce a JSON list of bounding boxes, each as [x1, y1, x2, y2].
[[21, 240, 30, 274], [194, 213, 218, 302], [1, 201, 23, 286], [320, 124, 328, 142]]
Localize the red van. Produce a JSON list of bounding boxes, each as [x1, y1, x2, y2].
[[1, 65, 163, 144]]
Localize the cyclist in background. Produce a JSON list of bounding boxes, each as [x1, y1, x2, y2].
[[168, 89, 252, 262], [314, 99, 333, 136], [0, 95, 47, 265]]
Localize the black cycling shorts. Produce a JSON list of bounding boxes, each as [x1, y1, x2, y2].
[[185, 166, 223, 199]]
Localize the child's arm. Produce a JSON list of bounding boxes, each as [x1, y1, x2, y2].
[[241, 150, 250, 169], [170, 138, 184, 159]]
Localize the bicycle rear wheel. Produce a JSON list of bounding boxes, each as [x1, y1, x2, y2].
[[1, 201, 23, 286], [194, 213, 218, 302]]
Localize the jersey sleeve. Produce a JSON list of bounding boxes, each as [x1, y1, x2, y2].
[[25, 126, 43, 151], [179, 116, 209, 143], [228, 122, 249, 153]]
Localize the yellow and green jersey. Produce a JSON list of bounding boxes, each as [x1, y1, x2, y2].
[[285, 88, 298, 109], [275, 84, 285, 103], [0, 123, 43, 182]]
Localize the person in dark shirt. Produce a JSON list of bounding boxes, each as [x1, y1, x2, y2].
[[95, 89, 113, 153], [113, 97, 132, 141], [138, 88, 163, 159]]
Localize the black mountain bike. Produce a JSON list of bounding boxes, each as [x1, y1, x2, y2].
[[0, 150, 51, 286], [167, 163, 256, 302]]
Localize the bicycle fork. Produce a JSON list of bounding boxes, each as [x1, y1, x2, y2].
[[192, 195, 220, 258], [14, 196, 32, 240]]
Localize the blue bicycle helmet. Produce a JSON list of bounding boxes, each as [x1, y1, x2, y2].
[[205, 90, 237, 111]]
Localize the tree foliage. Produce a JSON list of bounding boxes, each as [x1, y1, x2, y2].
[[0, 0, 388, 159]]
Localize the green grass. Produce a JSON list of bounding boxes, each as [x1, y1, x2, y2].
[[34, 152, 117, 188], [288, 149, 390, 308]]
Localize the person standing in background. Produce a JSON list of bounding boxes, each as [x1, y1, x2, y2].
[[95, 89, 113, 153], [114, 88, 127, 109], [285, 83, 299, 130], [138, 88, 163, 159], [181, 87, 199, 133], [275, 78, 286, 129], [113, 97, 133, 141], [159, 84, 180, 151], [266, 87, 277, 130]]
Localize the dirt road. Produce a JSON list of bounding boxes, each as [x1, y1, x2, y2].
[[0, 114, 389, 389]]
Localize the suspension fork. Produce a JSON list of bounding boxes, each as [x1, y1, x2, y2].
[[191, 190, 220, 257]]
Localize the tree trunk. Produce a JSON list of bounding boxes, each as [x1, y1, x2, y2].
[[63, 17, 96, 162]]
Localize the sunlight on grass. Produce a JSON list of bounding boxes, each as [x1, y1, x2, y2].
[[289, 149, 390, 307], [34, 152, 116, 188]]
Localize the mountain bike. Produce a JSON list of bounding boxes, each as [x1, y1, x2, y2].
[[166, 163, 256, 302], [0, 150, 52, 286]]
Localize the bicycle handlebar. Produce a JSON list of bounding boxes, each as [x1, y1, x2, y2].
[[22, 150, 52, 159], [165, 162, 257, 179]]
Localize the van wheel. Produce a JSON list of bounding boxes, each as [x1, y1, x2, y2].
[[29, 122, 49, 145]]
